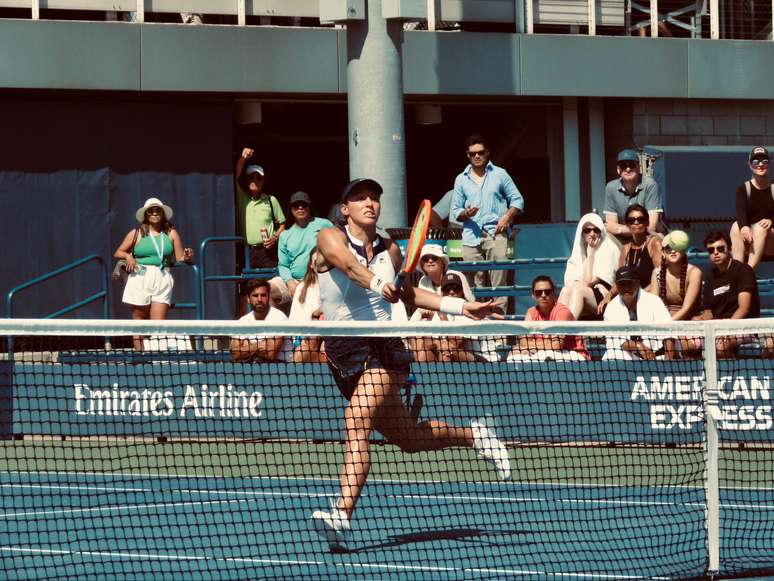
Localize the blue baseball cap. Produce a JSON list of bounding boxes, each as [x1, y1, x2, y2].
[[617, 149, 640, 163], [340, 178, 383, 203]]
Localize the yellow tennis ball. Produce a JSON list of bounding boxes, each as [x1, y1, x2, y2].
[[664, 230, 690, 252]]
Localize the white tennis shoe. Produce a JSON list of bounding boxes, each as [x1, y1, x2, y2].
[[471, 420, 512, 481], [311, 501, 351, 549]]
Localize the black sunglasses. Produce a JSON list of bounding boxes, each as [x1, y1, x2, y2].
[[582, 227, 601, 234], [707, 244, 727, 255], [618, 162, 638, 171], [467, 149, 487, 158], [626, 215, 647, 225], [533, 288, 554, 297], [291, 202, 309, 209], [751, 158, 770, 166], [443, 285, 462, 293]]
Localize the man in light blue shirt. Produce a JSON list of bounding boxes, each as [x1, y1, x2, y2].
[[278, 191, 333, 297], [450, 134, 524, 312]]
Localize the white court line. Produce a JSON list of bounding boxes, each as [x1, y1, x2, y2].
[[5, 469, 774, 493], [0, 545, 671, 580], [9, 481, 770, 522]]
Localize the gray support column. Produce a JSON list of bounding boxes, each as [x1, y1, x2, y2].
[[346, 0, 408, 229], [588, 98, 606, 214], [562, 97, 581, 221]]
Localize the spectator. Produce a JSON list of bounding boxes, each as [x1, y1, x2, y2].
[[559, 212, 620, 319], [288, 248, 326, 364], [235, 148, 286, 269], [410, 273, 484, 363], [231, 279, 293, 363], [278, 191, 333, 298], [429, 190, 463, 228], [598, 204, 662, 314], [416, 244, 475, 302], [113, 197, 193, 351], [604, 149, 662, 243], [508, 276, 589, 362], [450, 134, 524, 313], [603, 266, 675, 361], [696, 231, 761, 358], [730, 146, 774, 270]]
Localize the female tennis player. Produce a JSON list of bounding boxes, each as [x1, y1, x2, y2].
[[311, 178, 511, 550]]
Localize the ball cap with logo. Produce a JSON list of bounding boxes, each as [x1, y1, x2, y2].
[[615, 265, 639, 283], [749, 146, 770, 162], [441, 272, 464, 291]]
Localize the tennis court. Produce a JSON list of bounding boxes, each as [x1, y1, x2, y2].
[[2, 319, 774, 579], [1, 440, 773, 580]]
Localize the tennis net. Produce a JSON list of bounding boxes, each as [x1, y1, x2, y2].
[[0, 317, 772, 580]]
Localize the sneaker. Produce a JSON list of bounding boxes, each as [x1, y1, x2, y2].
[[311, 501, 351, 549], [471, 420, 512, 481]]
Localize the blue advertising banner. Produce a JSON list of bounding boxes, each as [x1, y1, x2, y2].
[[7, 359, 772, 444]]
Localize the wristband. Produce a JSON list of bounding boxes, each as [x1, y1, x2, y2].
[[369, 276, 387, 296], [440, 296, 465, 316]]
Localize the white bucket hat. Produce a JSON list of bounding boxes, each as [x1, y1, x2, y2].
[[418, 244, 449, 275], [136, 197, 173, 223]]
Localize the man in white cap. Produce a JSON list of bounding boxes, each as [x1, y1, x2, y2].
[[235, 148, 286, 270]]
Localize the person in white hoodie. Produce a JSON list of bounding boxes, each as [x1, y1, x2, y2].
[[602, 265, 676, 360], [559, 212, 620, 319]]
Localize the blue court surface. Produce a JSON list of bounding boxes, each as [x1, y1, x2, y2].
[[2, 470, 773, 580]]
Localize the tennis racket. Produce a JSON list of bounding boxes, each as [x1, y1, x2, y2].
[[394, 199, 432, 290]]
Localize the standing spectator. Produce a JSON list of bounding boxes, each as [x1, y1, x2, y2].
[[559, 212, 620, 319], [289, 249, 327, 364], [113, 197, 193, 351], [730, 146, 774, 270], [278, 191, 333, 298], [231, 279, 293, 363], [450, 134, 524, 313], [697, 231, 761, 358], [597, 204, 663, 314], [603, 266, 675, 361], [508, 276, 589, 362], [235, 148, 286, 269], [604, 149, 662, 243]]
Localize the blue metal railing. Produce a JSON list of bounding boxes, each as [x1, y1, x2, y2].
[[5, 254, 109, 319], [197, 236, 277, 319]]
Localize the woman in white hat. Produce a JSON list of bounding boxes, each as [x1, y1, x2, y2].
[[415, 244, 475, 302], [113, 197, 193, 349]]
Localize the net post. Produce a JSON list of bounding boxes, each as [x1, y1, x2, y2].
[[704, 321, 720, 575]]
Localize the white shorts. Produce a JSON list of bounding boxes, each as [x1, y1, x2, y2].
[[122, 265, 174, 306]]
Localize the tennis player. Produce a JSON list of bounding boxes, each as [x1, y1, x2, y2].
[[311, 178, 512, 550]]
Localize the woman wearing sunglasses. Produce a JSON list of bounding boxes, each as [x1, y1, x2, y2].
[[560, 212, 620, 319], [729, 146, 774, 270], [113, 197, 193, 350], [598, 204, 662, 315], [650, 230, 703, 357]]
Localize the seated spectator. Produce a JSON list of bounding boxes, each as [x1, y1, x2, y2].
[[649, 230, 703, 357], [730, 146, 774, 270], [559, 212, 619, 319], [603, 266, 675, 360], [231, 279, 293, 363], [410, 273, 484, 363], [288, 248, 326, 364], [696, 231, 761, 358], [598, 204, 662, 314], [604, 149, 663, 244], [416, 244, 475, 302], [278, 191, 333, 298], [508, 276, 589, 362]]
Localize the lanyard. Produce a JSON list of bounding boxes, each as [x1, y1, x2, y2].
[[150, 233, 166, 270]]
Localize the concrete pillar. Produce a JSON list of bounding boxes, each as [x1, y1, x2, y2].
[[562, 97, 581, 221], [588, 98, 606, 214], [346, 0, 408, 229]]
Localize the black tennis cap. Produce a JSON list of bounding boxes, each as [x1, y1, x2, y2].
[[441, 273, 464, 290], [340, 178, 383, 203], [615, 266, 639, 283], [749, 146, 770, 162]]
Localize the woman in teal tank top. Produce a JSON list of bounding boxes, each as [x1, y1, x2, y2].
[[113, 197, 194, 349]]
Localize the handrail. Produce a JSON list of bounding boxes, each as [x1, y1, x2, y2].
[[198, 236, 277, 319], [5, 254, 109, 319]]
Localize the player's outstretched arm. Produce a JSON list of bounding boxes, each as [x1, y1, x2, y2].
[[317, 227, 379, 289]]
